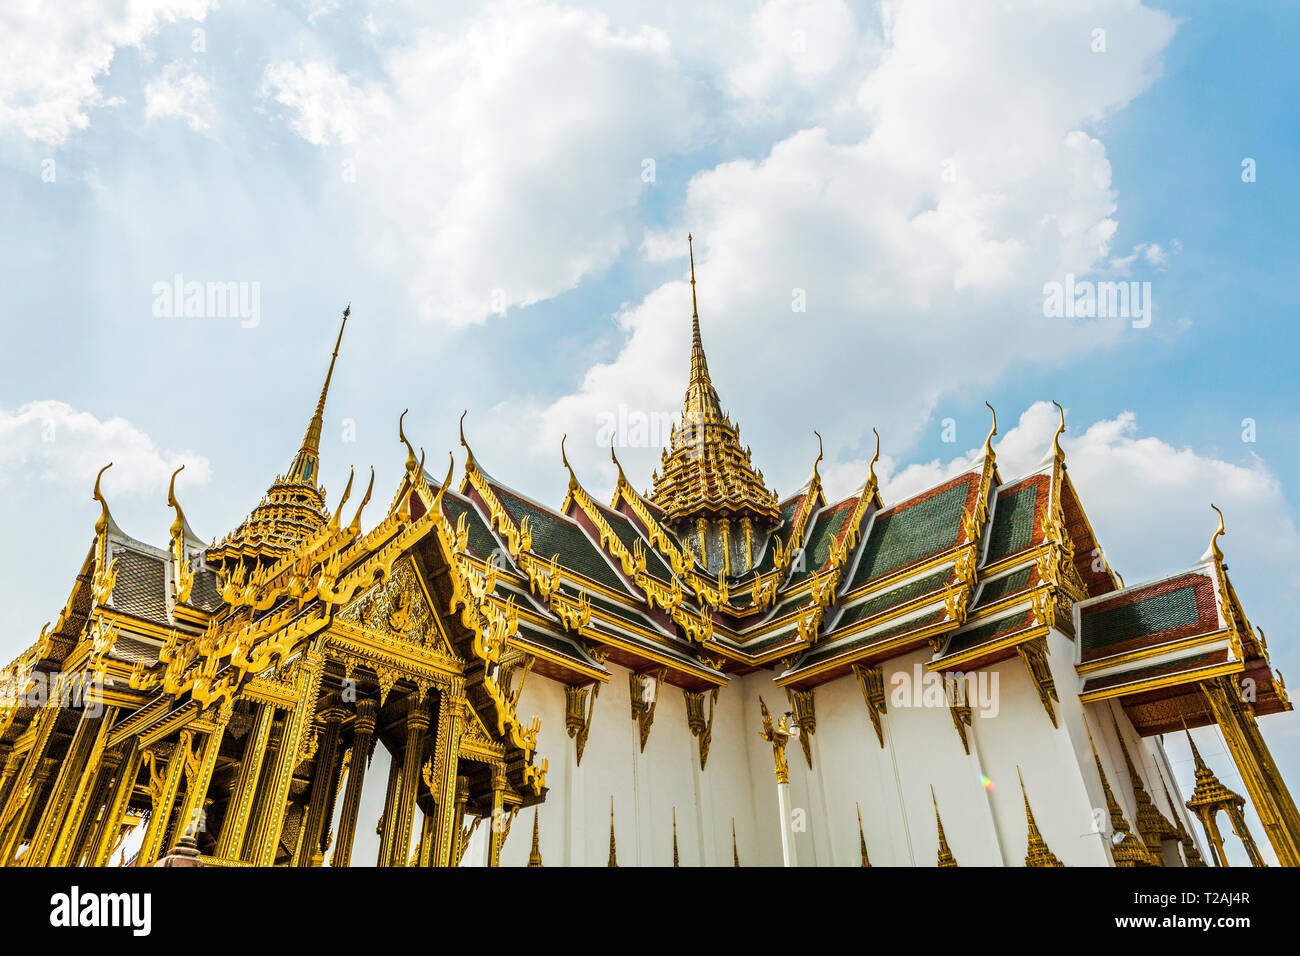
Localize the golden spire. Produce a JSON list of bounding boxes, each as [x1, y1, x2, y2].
[[287, 304, 350, 485], [672, 807, 680, 867], [932, 785, 958, 867], [857, 802, 871, 867], [648, 236, 779, 533], [1018, 767, 1063, 867], [607, 797, 618, 868], [731, 818, 740, 867], [527, 808, 542, 867], [1113, 715, 1173, 865], [1084, 717, 1152, 867]]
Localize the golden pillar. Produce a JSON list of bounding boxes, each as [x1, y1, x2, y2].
[[137, 734, 190, 867], [48, 707, 119, 866], [331, 699, 376, 868], [66, 748, 122, 866], [0, 705, 61, 864], [173, 717, 229, 849], [430, 681, 466, 867], [215, 702, 275, 860], [719, 518, 731, 575], [416, 813, 434, 867], [376, 748, 404, 866], [1202, 677, 1300, 866], [250, 645, 326, 866], [26, 710, 105, 866], [0, 752, 21, 812], [295, 704, 346, 866], [449, 775, 470, 866], [487, 770, 507, 867], [0, 757, 57, 866], [87, 743, 141, 868], [390, 704, 430, 867]]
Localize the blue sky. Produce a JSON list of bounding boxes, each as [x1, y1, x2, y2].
[[1, 0, 1296, 865]]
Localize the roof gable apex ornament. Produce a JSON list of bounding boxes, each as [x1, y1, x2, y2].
[[982, 401, 998, 465], [167, 465, 196, 604], [328, 467, 355, 533], [92, 462, 114, 538], [1204, 503, 1227, 563]]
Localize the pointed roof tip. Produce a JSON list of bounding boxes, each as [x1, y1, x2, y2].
[[287, 304, 353, 484], [688, 232, 698, 320]]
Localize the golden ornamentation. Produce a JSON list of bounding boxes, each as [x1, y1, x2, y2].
[[167, 465, 195, 605], [1016, 638, 1058, 728], [1084, 718, 1154, 867], [785, 687, 816, 769], [607, 797, 618, 868], [683, 687, 719, 770], [932, 785, 958, 867], [857, 802, 871, 867], [629, 668, 666, 752], [757, 696, 793, 784], [852, 663, 887, 748], [564, 681, 600, 766], [1019, 767, 1063, 867]]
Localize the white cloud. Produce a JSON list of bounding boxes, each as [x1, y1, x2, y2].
[[0, 401, 212, 497], [145, 60, 212, 131], [263, 0, 705, 328], [528, 0, 1178, 495], [0, 0, 213, 145]]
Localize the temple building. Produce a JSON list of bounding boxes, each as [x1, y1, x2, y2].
[[0, 254, 1296, 868]]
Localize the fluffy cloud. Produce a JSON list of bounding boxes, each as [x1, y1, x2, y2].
[[534, 0, 1178, 494], [263, 0, 705, 328], [0, 401, 212, 496], [145, 60, 212, 131], [0, 0, 212, 145]]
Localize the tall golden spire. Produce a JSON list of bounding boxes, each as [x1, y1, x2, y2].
[[209, 304, 353, 568], [932, 786, 958, 867], [1085, 718, 1153, 867], [731, 818, 740, 867], [527, 808, 543, 867], [672, 807, 680, 867], [856, 802, 871, 867], [1113, 716, 1174, 866], [1018, 767, 1063, 867], [648, 237, 779, 543], [607, 797, 618, 868], [287, 304, 351, 485]]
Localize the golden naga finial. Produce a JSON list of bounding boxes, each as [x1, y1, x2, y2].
[[398, 409, 420, 474], [92, 462, 114, 536], [348, 467, 375, 534], [982, 402, 998, 461], [329, 467, 355, 532], [167, 465, 187, 538], [1208, 504, 1226, 562], [560, 434, 578, 491], [812, 430, 824, 485], [1051, 400, 1067, 461], [609, 433, 631, 490], [867, 427, 880, 489], [458, 409, 478, 472]]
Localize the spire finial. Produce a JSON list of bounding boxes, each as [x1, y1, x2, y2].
[[687, 235, 710, 387], [288, 304, 352, 485], [398, 409, 419, 474], [672, 807, 680, 867], [856, 802, 871, 867], [527, 808, 543, 867], [167, 465, 187, 539], [982, 402, 998, 461], [93, 462, 114, 536], [1208, 504, 1226, 562], [607, 797, 618, 867], [1051, 401, 1067, 461], [688, 232, 698, 319]]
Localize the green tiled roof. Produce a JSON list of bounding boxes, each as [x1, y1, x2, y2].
[[495, 487, 628, 592], [787, 500, 854, 586], [944, 610, 1033, 656], [985, 484, 1038, 562], [600, 506, 673, 581], [834, 568, 951, 630], [442, 495, 501, 560], [1082, 649, 1229, 692], [847, 482, 969, 590], [795, 611, 944, 669], [1079, 584, 1202, 657], [973, 566, 1033, 608]]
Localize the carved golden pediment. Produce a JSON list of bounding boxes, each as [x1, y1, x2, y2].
[[337, 556, 449, 655]]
